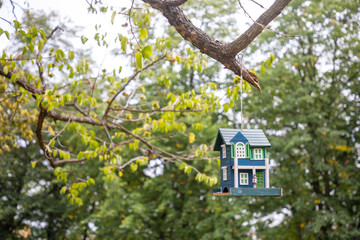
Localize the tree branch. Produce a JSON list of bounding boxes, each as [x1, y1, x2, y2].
[[142, 0, 292, 91], [226, 0, 292, 56], [165, 0, 188, 7], [36, 107, 55, 168]]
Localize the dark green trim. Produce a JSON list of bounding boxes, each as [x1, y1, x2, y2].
[[250, 148, 254, 160], [212, 188, 221, 193], [231, 142, 235, 158], [230, 188, 282, 196], [263, 148, 267, 159], [245, 142, 250, 158]]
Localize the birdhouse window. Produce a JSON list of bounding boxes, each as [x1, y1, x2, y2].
[[222, 166, 227, 181], [239, 172, 248, 185], [221, 145, 226, 158], [254, 148, 263, 160], [235, 142, 246, 158]]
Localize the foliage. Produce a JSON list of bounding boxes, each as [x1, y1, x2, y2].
[[242, 0, 360, 239]]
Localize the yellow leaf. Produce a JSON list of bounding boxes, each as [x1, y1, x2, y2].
[[49, 126, 55, 136], [314, 199, 321, 204], [189, 133, 195, 144], [300, 223, 305, 228], [32, 161, 37, 168], [335, 145, 350, 152], [3, 144, 10, 152]]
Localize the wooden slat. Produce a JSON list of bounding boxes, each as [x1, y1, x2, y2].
[[213, 192, 231, 196]]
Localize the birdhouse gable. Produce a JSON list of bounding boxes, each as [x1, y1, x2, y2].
[[213, 128, 271, 151]]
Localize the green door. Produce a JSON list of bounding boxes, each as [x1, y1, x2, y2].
[[256, 172, 264, 188]]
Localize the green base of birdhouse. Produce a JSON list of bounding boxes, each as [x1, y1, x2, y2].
[[212, 187, 283, 197]]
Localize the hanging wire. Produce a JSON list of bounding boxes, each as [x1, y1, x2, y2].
[[237, 53, 244, 130]]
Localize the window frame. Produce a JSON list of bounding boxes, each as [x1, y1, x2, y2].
[[221, 144, 226, 158], [235, 142, 246, 158], [239, 172, 248, 185], [222, 166, 227, 181], [254, 148, 263, 160]]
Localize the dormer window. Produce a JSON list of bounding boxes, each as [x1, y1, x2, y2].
[[254, 148, 263, 160], [221, 145, 226, 158], [235, 142, 246, 158]]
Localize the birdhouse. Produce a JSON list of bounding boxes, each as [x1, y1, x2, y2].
[[212, 128, 282, 196]]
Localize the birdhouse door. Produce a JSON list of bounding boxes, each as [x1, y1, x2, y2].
[[256, 172, 264, 188]]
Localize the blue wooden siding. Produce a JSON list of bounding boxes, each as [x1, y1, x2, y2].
[[231, 159, 265, 166], [221, 145, 233, 190]]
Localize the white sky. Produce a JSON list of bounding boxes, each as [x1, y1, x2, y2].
[[0, 0, 275, 72]]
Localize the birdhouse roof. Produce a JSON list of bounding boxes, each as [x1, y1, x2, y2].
[[213, 128, 271, 151]]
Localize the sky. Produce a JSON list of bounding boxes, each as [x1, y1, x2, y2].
[[0, 0, 275, 71]]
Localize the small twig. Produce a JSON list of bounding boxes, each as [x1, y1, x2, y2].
[[65, 101, 88, 116], [249, 0, 265, 9], [237, 0, 300, 38], [46, 26, 63, 39], [46, 118, 72, 149], [128, 0, 140, 46], [102, 54, 167, 120], [0, 17, 13, 26], [111, 107, 203, 113], [9, 0, 18, 20]]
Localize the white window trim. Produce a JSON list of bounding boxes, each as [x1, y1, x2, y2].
[[239, 172, 248, 185], [254, 148, 263, 160], [235, 142, 246, 158], [222, 166, 227, 181], [221, 144, 226, 158]]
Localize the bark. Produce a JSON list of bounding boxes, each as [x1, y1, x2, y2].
[[142, 0, 292, 91]]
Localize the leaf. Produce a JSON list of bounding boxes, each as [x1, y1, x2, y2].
[[135, 52, 143, 70], [270, 53, 275, 62], [142, 45, 152, 59], [261, 65, 265, 74], [81, 36, 88, 44], [3, 66, 8, 75], [224, 104, 229, 113], [31, 161, 37, 168], [121, 37, 127, 54], [189, 133, 195, 144], [75, 197, 83, 206], [111, 11, 116, 24], [139, 29, 147, 39]]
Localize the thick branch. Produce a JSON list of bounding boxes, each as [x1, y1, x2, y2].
[[0, 63, 44, 95], [165, 0, 187, 7], [36, 108, 55, 168], [226, 0, 292, 56], [142, 0, 291, 91]]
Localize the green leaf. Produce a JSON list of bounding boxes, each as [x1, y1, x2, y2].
[[68, 50, 75, 60], [81, 36, 88, 44], [139, 29, 147, 39], [135, 52, 143, 70], [111, 11, 116, 24], [121, 37, 127, 54], [224, 104, 230, 113], [261, 65, 265, 74], [141, 45, 152, 59], [3, 66, 8, 75], [270, 53, 275, 62]]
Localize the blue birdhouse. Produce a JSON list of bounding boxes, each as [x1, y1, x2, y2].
[[212, 128, 282, 197]]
